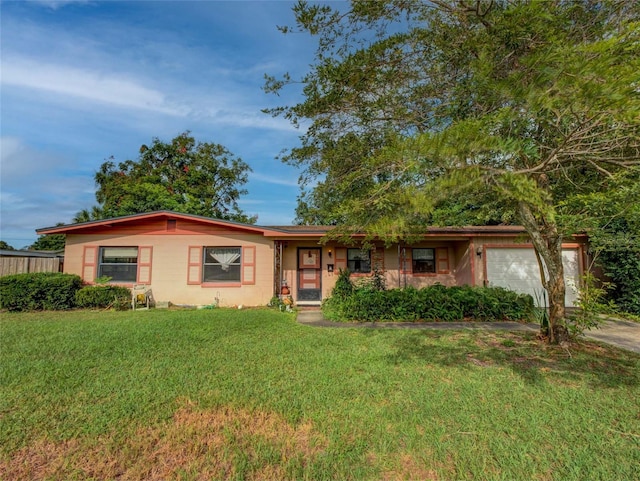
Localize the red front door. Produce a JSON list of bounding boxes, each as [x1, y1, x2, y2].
[[297, 248, 321, 301]]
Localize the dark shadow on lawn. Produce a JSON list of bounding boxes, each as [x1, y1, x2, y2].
[[375, 329, 639, 388]]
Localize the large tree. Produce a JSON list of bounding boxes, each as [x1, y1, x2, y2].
[[79, 132, 255, 223], [29, 232, 66, 251], [267, 1, 640, 343]]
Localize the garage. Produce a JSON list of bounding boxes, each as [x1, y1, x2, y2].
[[485, 246, 581, 307]]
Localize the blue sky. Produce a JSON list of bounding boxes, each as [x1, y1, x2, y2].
[[1, 0, 323, 248]]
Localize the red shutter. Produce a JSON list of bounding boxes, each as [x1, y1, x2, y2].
[[187, 246, 202, 285], [437, 248, 450, 274], [242, 246, 256, 285], [82, 246, 98, 283], [137, 246, 153, 284], [335, 248, 347, 271]]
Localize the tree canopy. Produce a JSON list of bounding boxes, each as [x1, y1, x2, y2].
[[267, 0, 640, 342], [0, 241, 16, 251], [29, 232, 66, 251], [79, 132, 255, 224]]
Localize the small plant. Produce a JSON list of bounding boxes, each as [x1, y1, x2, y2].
[[532, 289, 549, 336], [567, 272, 611, 337], [268, 295, 294, 312]]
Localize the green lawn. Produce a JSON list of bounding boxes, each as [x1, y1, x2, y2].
[[1, 309, 639, 480]]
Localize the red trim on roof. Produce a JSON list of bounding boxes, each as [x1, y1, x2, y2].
[[36, 211, 287, 236]]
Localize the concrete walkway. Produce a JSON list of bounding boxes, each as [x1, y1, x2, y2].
[[296, 311, 640, 353]]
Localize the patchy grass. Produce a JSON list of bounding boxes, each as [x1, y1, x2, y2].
[[1, 309, 639, 480]]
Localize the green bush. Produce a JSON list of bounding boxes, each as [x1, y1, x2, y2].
[[323, 279, 534, 322], [75, 285, 132, 309], [0, 273, 83, 312], [332, 269, 354, 300], [598, 247, 640, 315]]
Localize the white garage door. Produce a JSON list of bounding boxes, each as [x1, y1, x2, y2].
[[485, 247, 580, 307]]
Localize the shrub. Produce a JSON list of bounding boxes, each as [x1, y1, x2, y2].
[[332, 269, 354, 300], [75, 285, 132, 310], [598, 246, 640, 315], [0, 273, 83, 312], [323, 282, 534, 323]]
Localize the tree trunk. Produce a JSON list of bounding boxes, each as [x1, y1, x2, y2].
[[518, 203, 570, 344]]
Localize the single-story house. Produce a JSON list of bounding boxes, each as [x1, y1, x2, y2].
[[36, 211, 588, 307]]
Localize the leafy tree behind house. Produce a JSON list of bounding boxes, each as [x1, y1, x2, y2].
[[78, 132, 255, 224], [0, 241, 16, 251], [29, 233, 66, 251], [267, 1, 640, 343]]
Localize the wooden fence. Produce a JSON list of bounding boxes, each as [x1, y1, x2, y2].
[[0, 257, 63, 276]]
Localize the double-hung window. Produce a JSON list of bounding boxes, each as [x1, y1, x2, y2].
[[203, 247, 242, 282], [98, 247, 138, 282], [347, 248, 371, 274], [412, 248, 436, 274]]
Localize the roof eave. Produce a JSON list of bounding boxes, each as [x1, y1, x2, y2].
[[36, 211, 288, 236]]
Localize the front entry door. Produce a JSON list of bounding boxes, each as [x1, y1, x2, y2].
[[298, 248, 321, 301]]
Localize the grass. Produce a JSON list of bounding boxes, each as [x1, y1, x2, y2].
[[1, 308, 639, 480]]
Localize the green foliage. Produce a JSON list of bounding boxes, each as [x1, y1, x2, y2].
[[567, 273, 612, 338], [560, 168, 640, 314], [29, 233, 66, 251], [78, 132, 255, 223], [75, 285, 132, 310], [331, 268, 354, 300], [0, 273, 82, 311], [598, 247, 640, 315], [323, 283, 533, 323], [270, 2, 640, 231], [0, 240, 16, 250]]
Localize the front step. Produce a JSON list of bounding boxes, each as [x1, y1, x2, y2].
[[296, 301, 322, 309]]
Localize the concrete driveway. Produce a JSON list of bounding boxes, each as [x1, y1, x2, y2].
[[582, 319, 640, 354]]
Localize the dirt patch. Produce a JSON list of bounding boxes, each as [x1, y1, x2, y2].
[[379, 452, 440, 480], [0, 401, 327, 481]]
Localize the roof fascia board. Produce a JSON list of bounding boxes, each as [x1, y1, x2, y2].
[[36, 211, 287, 236]]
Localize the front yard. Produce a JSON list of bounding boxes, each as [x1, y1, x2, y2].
[[1, 309, 638, 480]]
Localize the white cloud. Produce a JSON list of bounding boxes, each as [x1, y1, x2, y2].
[[2, 58, 188, 116], [251, 172, 300, 187], [28, 0, 92, 9]]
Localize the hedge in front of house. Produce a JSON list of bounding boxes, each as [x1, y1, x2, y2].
[[322, 284, 534, 322], [0, 272, 83, 311], [75, 285, 132, 309]]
